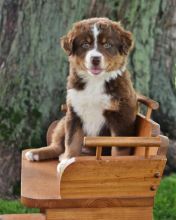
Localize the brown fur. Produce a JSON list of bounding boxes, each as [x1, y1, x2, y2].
[[27, 18, 137, 161]]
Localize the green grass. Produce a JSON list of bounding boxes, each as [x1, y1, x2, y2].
[[0, 199, 39, 214], [0, 175, 176, 219], [154, 174, 176, 220]]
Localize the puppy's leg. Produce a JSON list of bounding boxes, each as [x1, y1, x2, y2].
[[25, 117, 65, 161], [57, 128, 83, 174], [59, 126, 84, 161], [57, 112, 83, 173], [110, 129, 131, 156]]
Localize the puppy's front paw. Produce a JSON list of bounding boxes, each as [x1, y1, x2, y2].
[[57, 158, 75, 175], [59, 153, 67, 162], [25, 151, 39, 161]]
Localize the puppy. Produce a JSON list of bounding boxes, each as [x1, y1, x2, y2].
[[26, 18, 137, 170]]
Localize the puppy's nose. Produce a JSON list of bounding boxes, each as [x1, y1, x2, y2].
[[91, 56, 101, 66]]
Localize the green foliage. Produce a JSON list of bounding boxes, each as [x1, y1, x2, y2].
[[154, 174, 176, 220], [0, 199, 39, 214]]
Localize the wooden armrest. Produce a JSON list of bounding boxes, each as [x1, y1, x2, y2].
[[84, 136, 167, 159], [84, 136, 161, 147], [137, 94, 159, 110], [157, 135, 169, 156]]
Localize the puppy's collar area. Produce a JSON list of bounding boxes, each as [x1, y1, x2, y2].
[[118, 65, 126, 76], [105, 65, 126, 82]]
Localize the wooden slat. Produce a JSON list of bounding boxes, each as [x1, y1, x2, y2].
[[135, 114, 160, 156], [146, 107, 152, 119], [60, 156, 166, 199], [84, 136, 161, 147], [47, 207, 152, 220], [136, 114, 160, 137], [21, 151, 154, 208], [96, 146, 102, 159], [0, 214, 45, 220]]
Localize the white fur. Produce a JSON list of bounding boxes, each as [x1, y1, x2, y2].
[[105, 66, 126, 81], [67, 76, 111, 136], [85, 24, 105, 74], [25, 151, 39, 161], [69, 66, 126, 136], [92, 24, 99, 49], [59, 152, 66, 162], [57, 158, 75, 175]]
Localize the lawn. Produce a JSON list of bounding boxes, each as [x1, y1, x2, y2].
[[154, 174, 176, 220], [0, 174, 176, 219], [0, 199, 39, 214]]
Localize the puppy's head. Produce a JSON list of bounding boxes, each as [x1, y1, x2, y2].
[[61, 18, 133, 76]]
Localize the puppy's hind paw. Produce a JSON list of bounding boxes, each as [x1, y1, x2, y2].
[[25, 151, 39, 161]]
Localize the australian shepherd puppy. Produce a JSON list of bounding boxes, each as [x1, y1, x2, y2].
[[26, 18, 137, 171]]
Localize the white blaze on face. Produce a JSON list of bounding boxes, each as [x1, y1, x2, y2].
[[93, 24, 99, 49], [85, 24, 105, 75]]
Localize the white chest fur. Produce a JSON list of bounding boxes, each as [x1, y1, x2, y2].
[[67, 77, 111, 136]]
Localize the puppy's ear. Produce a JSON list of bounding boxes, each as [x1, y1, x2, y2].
[[112, 22, 133, 55], [118, 30, 133, 55], [60, 35, 72, 56]]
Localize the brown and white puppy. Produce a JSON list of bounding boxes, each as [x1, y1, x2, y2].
[[25, 18, 137, 172]]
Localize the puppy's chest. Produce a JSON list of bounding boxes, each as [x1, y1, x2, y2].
[[67, 80, 111, 136]]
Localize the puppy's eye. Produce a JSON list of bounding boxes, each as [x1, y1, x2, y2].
[[103, 43, 112, 49], [81, 43, 90, 49]]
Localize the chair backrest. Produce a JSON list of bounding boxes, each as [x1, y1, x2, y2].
[[134, 114, 160, 156]]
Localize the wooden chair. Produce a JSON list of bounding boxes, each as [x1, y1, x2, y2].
[[20, 95, 169, 220]]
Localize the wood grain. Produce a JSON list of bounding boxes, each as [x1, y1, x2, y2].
[[135, 114, 160, 156], [60, 156, 166, 199], [0, 214, 45, 220], [84, 136, 161, 147], [21, 151, 154, 209], [96, 146, 102, 160], [46, 207, 152, 220]]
